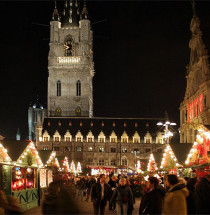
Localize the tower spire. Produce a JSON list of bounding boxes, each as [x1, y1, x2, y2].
[[192, 0, 197, 17], [52, 1, 60, 21], [81, 0, 89, 20]]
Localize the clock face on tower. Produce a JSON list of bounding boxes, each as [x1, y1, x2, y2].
[[64, 36, 74, 56]]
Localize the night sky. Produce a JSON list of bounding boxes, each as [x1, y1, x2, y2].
[[0, 0, 210, 139]]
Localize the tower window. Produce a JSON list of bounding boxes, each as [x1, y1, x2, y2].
[[64, 35, 74, 56], [55, 107, 61, 117], [76, 80, 81, 96], [57, 81, 61, 96], [75, 107, 81, 117]]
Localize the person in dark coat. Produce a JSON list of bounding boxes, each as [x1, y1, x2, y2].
[[186, 177, 197, 215], [111, 177, 133, 215], [139, 176, 164, 215], [42, 181, 79, 214], [108, 176, 117, 210], [194, 174, 210, 215], [91, 174, 110, 215]]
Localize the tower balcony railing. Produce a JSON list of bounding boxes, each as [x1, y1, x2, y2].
[[50, 56, 91, 67]]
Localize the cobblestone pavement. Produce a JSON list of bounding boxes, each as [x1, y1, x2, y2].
[[26, 198, 141, 215]]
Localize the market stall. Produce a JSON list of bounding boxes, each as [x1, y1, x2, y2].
[[0, 140, 43, 210], [185, 125, 210, 177], [87, 165, 117, 175], [38, 150, 58, 199]]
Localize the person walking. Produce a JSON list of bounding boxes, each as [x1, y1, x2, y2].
[[108, 176, 117, 210], [76, 178, 85, 201], [139, 176, 164, 215], [91, 174, 110, 215], [85, 176, 96, 202], [194, 174, 210, 214], [163, 174, 189, 215], [111, 178, 133, 215], [186, 177, 197, 215]]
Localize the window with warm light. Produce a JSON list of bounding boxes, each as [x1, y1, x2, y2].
[[88, 147, 93, 152], [133, 138, 139, 143], [122, 138, 128, 143], [88, 137, 92, 142], [99, 148, 104, 152], [122, 148, 127, 153], [44, 137, 48, 142], [146, 139, 150, 143], [54, 137, 59, 142], [65, 137, 71, 142], [122, 159, 127, 166], [77, 137, 81, 142], [43, 147, 48, 150], [111, 138, 116, 143], [99, 138, 105, 143], [77, 147, 82, 152]]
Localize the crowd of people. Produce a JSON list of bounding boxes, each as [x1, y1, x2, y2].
[[43, 173, 210, 215], [0, 173, 210, 215]]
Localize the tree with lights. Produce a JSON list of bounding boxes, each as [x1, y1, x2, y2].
[[147, 154, 158, 173], [160, 145, 179, 174]]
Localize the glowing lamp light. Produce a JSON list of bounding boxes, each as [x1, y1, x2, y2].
[[0, 144, 2, 147], [3, 149, 7, 153], [19, 160, 22, 163]]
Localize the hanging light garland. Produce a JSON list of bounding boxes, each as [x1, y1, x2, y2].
[[160, 145, 180, 169], [136, 160, 143, 174], [17, 142, 43, 167], [76, 162, 82, 173], [70, 160, 75, 173], [0, 143, 12, 164], [147, 154, 158, 172]]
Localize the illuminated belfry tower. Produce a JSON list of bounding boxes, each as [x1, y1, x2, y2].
[[180, 1, 210, 143], [48, 0, 94, 118]]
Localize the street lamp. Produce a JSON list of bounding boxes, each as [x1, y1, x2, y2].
[[157, 121, 176, 144]]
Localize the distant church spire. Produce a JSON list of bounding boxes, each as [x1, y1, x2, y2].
[[62, 0, 80, 27], [81, 0, 89, 20], [192, 0, 197, 17], [16, 128, 20, 141], [52, 1, 60, 21]]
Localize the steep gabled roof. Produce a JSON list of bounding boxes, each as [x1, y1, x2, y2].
[[1, 140, 31, 161], [38, 150, 53, 165], [169, 143, 193, 165]]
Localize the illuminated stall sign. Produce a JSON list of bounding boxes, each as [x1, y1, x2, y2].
[[187, 93, 203, 122]]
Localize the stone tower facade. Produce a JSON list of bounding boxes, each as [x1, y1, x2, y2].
[[180, 8, 210, 143], [48, 1, 94, 118]]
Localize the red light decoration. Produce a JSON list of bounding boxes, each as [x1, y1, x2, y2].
[[194, 98, 198, 117], [199, 94, 203, 113], [187, 93, 203, 123]]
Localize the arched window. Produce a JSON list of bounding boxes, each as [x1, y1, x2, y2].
[[75, 107, 81, 116], [57, 81, 61, 96], [55, 107, 61, 116], [64, 35, 74, 56], [76, 80, 81, 96]]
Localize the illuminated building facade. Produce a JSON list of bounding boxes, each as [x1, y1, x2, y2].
[[35, 1, 173, 169], [180, 9, 210, 143], [48, 0, 94, 118]]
